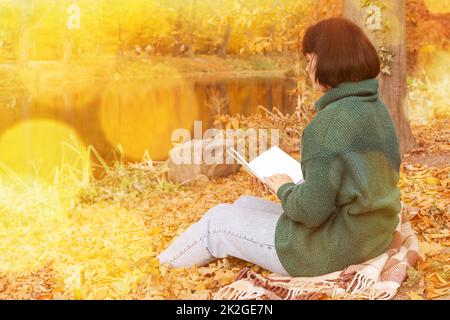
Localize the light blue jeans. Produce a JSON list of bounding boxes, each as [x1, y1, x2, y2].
[[157, 195, 289, 275]]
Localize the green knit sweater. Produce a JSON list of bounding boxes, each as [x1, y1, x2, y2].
[[275, 78, 401, 277]]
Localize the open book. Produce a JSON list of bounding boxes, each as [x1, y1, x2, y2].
[[227, 146, 304, 193]]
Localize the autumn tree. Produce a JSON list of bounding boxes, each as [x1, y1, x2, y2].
[[342, 0, 417, 154]]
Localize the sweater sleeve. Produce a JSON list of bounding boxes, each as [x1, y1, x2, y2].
[[276, 154, 343, 228]]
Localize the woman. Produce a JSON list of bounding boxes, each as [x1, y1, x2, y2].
[[158, 17, 401, 277]]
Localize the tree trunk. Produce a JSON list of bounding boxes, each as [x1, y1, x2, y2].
[[217, 25, 231, 58], [18, 0, 32, 68], [342, 0, 417, 155], [186, 0, 197, 57]]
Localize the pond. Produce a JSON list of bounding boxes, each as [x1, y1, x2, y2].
[[0, 73, 297, 179]]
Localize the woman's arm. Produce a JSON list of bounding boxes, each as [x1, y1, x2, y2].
[[276, 154, 343, 228]]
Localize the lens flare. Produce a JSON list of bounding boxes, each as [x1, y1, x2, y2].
[[424, 0, 450, 13], [417, 47, 450, 84], [99, 68, 200, 161], [0, 119, 89, 185]]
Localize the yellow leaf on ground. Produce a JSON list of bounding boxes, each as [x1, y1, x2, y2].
[[424, 177, 440, 186], [418, 241, 444, 259], [93, 287, 109, 300], [73, 288, 84, 300], [408, 291, 425, 300]]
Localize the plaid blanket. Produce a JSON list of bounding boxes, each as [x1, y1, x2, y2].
[[214, 205, 420, 300]]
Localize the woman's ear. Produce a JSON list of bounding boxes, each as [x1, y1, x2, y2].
[[306, 54, 317, 83], [306, 55, 328, 92], [306, 54, 314, 70]]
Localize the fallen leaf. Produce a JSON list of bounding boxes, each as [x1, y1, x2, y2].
[[408, 291, 425, 300]]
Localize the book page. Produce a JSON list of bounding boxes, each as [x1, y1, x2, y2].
[[248, 146, 303, 184]]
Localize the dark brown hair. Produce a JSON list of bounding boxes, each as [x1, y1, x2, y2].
[[302, 17, 380, 88]]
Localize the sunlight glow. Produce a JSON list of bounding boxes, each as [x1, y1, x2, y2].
[[0, 119, 89, 185], [417, 47, 450, 85], [99, 68, 200, 161], [424, 0, 450, 13]]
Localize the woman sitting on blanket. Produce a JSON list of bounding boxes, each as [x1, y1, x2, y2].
[[158, 17, 402, 277]]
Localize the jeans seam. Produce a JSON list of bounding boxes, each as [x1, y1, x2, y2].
[[167, 229, 275, 265], [166, 234, 208, 265]]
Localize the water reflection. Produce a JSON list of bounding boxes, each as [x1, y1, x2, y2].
[[0, 75, 296, 166]]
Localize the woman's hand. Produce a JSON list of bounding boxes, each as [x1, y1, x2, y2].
[[251, 176, 271, 194], [264, 174, 294, 194]]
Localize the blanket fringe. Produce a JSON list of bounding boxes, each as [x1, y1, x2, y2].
[[214, 207, 420, 301], [345, 272, 375, 299]]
